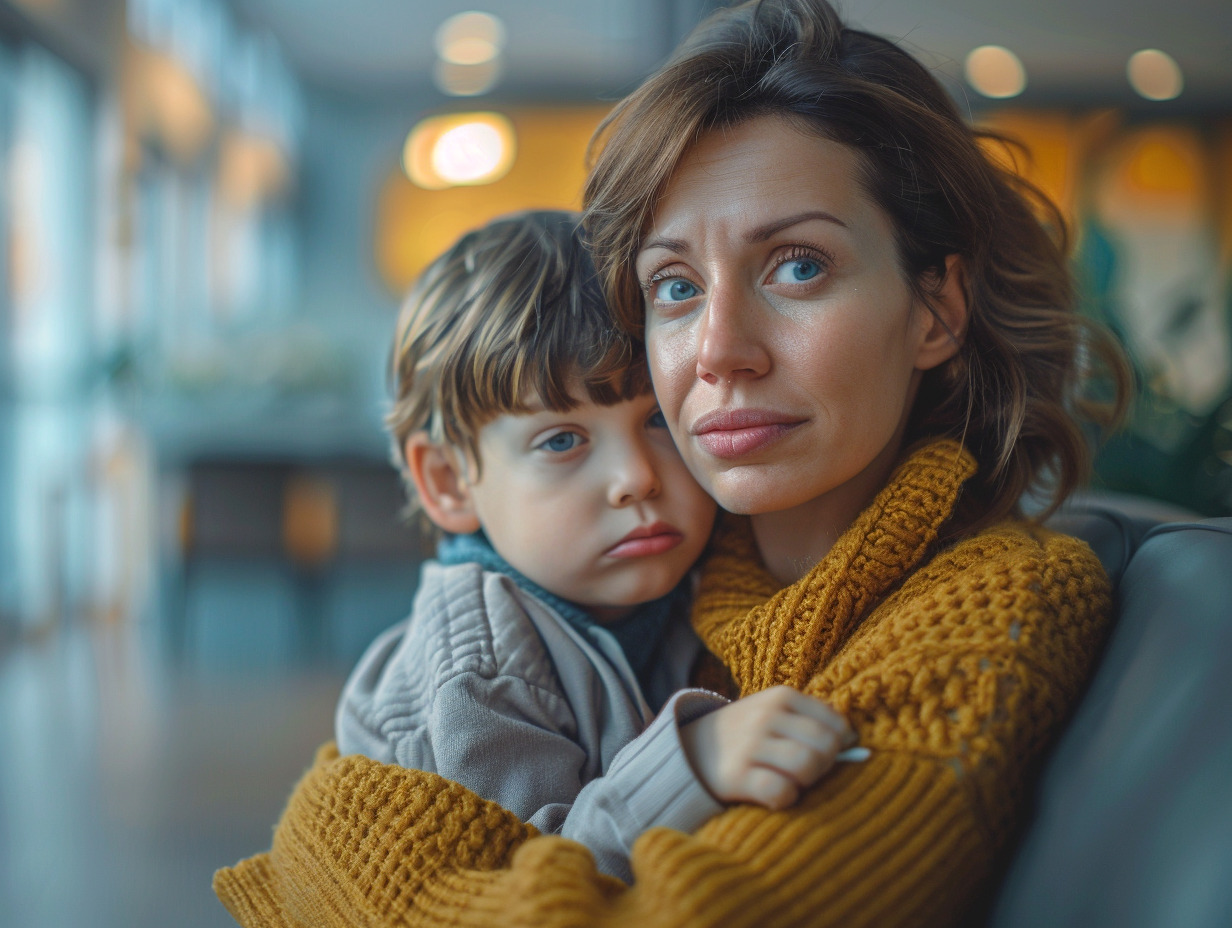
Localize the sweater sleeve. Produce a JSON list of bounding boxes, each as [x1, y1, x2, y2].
[[214, 745, 988, 928]]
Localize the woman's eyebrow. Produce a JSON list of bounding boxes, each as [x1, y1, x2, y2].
[[639, 210, 849, 256], [639, 235, 688, 255], [747, 210, 847, 242]]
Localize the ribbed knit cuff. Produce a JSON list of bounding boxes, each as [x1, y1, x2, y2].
[[616, 688, 728, 835]]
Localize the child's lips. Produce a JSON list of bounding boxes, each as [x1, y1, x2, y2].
[[605, 523, 684, 558]]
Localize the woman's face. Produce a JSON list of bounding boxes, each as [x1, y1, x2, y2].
[[635, 115, 959, 519]]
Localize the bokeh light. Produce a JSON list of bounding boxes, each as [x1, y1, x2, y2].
[[434, 11, 506, 65], [965, 45, 1027, 99], [1128, 49, 1184, 101], [432, 11, 505, 96], [433, 58, 502, 97], [432, 122, 505, 183], [402, 112, 516, 189], [378, 106, 607, 292], [217, 130, 290, 209]]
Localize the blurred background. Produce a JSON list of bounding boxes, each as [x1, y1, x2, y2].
[[0, 0, 1227, 925]]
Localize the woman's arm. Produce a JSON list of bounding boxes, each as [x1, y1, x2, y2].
[[216, 525, 1110, 928], [213, 729, 988, 928]]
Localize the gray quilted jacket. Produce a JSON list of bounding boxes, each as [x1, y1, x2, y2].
[[335, 560, 726, 883]]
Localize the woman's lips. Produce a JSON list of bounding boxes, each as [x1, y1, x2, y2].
[[690, 409, 804, 459], [605, 523, 684, 559]]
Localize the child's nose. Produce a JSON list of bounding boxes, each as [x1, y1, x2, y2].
[[609, 448, 661, 506]]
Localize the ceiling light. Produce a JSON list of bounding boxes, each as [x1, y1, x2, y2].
[[964, 45, 1027, 99], [433, 58, 501, 97], [1127, 49, 1183, 101], [435, 11, 505, 66], [403, 112, 516, 189], [432, 122, 506, 183]]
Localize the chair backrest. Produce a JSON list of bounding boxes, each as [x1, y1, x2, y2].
[[989, 508, 1232, 928]]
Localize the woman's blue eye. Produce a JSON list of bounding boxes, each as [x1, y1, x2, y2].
[[653, 278, 700, 302], [540, 431, 582, 453], [771, 258, 822, 284]]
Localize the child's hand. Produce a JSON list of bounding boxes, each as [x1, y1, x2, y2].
[[681, 685, 856, 810]]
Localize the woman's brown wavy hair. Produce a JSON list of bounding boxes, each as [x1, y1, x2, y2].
[[583, 0, 1131, 532]]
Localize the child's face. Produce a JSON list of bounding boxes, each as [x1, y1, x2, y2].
[[464, 390, 717, 623]]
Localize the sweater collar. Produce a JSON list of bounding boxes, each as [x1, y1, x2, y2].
[[693, 439, 978, 695]]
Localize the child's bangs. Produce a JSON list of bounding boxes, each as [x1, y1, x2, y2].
[[498, 338, 652, 416]]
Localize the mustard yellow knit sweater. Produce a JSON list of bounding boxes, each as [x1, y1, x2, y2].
[[214, 440, 1111, 928]]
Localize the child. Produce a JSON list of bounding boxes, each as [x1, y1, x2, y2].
[[335, 210, 853, 883]]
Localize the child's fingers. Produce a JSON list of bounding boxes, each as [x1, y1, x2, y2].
[[758, 686, 845, 725], [739, 765, 802, 810], [750, 735, 833, 788], [684, 687, 861, 806], [767, 711, 846, 757], [761, 686, 855, 748]]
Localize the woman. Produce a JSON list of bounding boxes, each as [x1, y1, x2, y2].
[[215, 2, 1129, 925]]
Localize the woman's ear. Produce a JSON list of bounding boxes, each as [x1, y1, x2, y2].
[[914, 254, 970, 372], [404, 433, 482, 535]]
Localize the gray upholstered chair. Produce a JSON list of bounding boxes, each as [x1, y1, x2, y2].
[[988, 503, 1232, 928]]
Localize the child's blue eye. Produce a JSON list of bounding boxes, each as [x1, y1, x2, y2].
[[539, 431, 583, 453], [653, 278, 700, 302], [647, 410, 668, 429], [770, 258, 822, 284]]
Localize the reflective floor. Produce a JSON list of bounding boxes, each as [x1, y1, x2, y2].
[[0, 620, 348, 928]]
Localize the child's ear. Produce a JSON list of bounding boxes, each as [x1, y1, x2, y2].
[[914, 254, 969, 372], [404, 433, 482, 535]]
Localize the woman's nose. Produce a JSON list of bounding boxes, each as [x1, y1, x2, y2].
[[695, 280, 770, 384], [608, 444, 661, 507]]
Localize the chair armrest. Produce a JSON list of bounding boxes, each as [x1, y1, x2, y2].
[[990, 518, 1232, 928]]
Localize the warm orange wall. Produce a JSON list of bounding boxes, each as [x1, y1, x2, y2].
[[374, 105, 610, 295]]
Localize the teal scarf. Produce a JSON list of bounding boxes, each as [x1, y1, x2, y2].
[[437, 531, 687, 694]]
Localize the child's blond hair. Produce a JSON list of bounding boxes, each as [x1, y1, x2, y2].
[[387, 210, 649, 509]]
